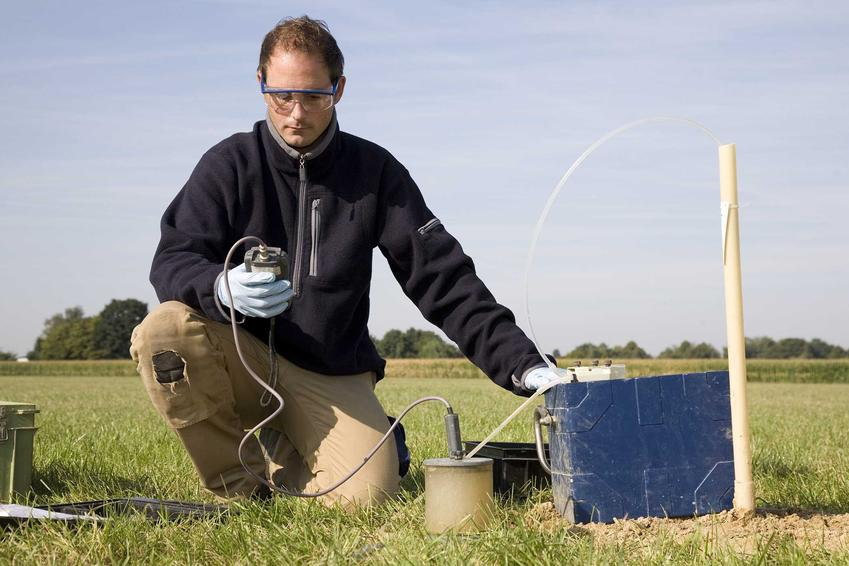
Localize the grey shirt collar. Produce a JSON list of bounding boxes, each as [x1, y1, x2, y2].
[[265, 110, 337, 161]]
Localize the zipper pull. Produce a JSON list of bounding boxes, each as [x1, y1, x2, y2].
[[417, 218, 442, 235], [299, 154, 306, 181]]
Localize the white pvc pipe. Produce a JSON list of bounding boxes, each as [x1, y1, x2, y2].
[[719, 143, 755, 512]]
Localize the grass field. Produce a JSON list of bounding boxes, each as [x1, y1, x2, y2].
[[2, 373, 849, 564], [3, 358, 849, 383]]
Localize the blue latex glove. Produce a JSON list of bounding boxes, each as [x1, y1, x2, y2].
[[523, 366, 569, 391], [217, 263, 294, 318]]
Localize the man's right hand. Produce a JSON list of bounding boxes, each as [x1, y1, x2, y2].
[[523, 366, 569, 391], [217, 263, 294, 318]]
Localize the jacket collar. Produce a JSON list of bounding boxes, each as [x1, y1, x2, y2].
[[263, 111, 338, 174]]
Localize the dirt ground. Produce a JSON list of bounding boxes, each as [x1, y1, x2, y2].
[[524, 502, 849, 555]]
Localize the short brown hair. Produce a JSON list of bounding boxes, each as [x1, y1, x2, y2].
[[258, 16, 344, 84]]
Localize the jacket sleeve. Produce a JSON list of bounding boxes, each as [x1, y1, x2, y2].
[[149, 150, 238, 323], [376, 161, 547, 396]]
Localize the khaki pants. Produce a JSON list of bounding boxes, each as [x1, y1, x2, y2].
[[130, 301, 399, 508]]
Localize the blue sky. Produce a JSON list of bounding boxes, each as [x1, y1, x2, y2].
[[1, 1, 847, 357]]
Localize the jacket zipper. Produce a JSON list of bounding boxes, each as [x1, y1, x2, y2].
[[418, 218, 442, 235], [292, 154, 308, 296], [309, 198, 321, 276]]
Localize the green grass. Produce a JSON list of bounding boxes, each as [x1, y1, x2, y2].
[[0, 360, 139, 377], [3, 358, 849, 383], [1, 375, 849, 564]]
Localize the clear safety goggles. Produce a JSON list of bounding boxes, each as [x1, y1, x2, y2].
[[260, 78, 338, 113]]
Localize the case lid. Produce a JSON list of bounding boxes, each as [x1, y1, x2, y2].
[[0, 402, 38, 415]]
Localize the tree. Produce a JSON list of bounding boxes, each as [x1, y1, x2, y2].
[[566, 342, 612, 359], [744, 336, 776, 358], [31, 301, 148, 360], [565, 341, 651, 360], [377, 329, 414, 358], [27, 338, 42, 360], [374, 328, 461, 358], [771, 338, 807, 359], [31, 307, 86, 359], [611, 341, 651, 359], [45, 306, 85, 328], [811, 338, 849, 358], [806, 338, 834, 359], [726, 336, 849, 359], [689, 342, 721, 358], [660, 340, 692, 358], [34, 309, 102, 360], [659, 340, 720, 359], [0, 350, 17, 361], [416, 331, 461, 358], [93, 298, 148, 359]]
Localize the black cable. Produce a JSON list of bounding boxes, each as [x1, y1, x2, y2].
[[260, 318, 278, 407]]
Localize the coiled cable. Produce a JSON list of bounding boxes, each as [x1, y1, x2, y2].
[[220, 236, 454, 498]]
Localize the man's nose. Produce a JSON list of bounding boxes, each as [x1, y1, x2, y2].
[[289, 99, 307, 121]]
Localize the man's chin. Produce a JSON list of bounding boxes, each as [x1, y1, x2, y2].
[[283, 131, 316, 148]]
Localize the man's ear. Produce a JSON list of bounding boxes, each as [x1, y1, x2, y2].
[[334, 76, 346, 103]]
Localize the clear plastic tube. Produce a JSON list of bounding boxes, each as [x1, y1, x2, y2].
[[523, 116, 722, 369], [466, 117, 722, 460]]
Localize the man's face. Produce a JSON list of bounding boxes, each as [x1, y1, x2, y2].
[[260, 49, 345, 149]]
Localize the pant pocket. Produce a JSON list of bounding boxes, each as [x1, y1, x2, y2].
[[137, 311, 233, 429]]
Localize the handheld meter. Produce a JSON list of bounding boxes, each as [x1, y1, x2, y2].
[[244, 245, 288, 280]]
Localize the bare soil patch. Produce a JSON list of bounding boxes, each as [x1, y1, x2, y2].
[[524, 502, 849, 554]]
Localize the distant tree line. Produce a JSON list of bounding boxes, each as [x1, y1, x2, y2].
[[372, 333, 847, 360], [562, 341, 653, 359], [4, 308, 846, 361], [17, 310, 460, 361], [26, 299, 148, 360], [659, 341, 722, 359], [739, 336, 847, 359], [558, 337, 848, 360], [372, 328, 462, 359]]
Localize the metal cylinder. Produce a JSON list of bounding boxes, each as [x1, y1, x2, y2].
[[424, 457, 494, 534], [444, 413, 463, 459]]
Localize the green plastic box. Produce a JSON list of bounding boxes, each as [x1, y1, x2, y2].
[[0, 402, 39, 502]]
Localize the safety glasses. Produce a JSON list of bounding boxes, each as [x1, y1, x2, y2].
[[260, 78, 338, 113]]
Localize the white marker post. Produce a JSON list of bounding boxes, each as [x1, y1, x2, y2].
[[719, 143, 755, 513]]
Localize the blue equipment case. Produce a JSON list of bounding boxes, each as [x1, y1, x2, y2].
[[544, 371, 734, 523]]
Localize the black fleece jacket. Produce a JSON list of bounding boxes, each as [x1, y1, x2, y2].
[[150, 118, 545, 395]]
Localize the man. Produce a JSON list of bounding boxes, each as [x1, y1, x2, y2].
[[130, 16, 560, 508]]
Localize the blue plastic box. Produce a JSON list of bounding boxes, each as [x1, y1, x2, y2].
[[544, 371, 734, 523]]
